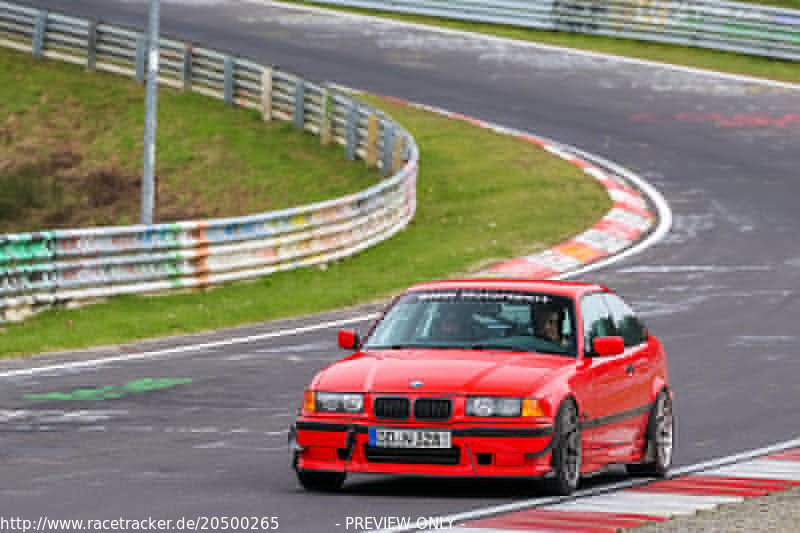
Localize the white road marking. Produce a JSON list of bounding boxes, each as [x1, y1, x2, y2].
[[0, 409, 127, 423], [618, 265, 773, 273], [705, 459, 800, 481], [0, 313, 379, 379], [543, 500, 702, 516], [254, 342, 332, 352], [567, 491, 743, 507], [543, 145, 574, 160]]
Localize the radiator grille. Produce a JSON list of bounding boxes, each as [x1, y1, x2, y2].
[[414, 398, 452, 421], [373, 397, 410, 420]]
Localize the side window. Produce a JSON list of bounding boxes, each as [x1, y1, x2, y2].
[[562, 312, 572, 340], [497, 303, 531, 326], [603, 293, 645, 347], [581, 293, 614, 355]]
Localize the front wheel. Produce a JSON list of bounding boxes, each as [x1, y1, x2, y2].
[[547, 400, 582, 495], [627, 390, 674, 477]]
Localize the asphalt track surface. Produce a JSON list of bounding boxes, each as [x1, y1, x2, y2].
[[5, 1, 800, 531]]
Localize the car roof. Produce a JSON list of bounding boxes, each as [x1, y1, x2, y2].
[[405, 278, 609, 299]]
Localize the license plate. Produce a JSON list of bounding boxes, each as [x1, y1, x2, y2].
[[369, 428, 451, 449]]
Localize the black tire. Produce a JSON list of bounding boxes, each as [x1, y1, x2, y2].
[[296, 470, 346, 492], [547, 400, 582, 496], [627, 390, 674, 477]]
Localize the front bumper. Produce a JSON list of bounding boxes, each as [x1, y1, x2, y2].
[[291, 419, 554, 477]]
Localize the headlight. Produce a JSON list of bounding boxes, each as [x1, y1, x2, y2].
[[466, 397, 522, 417], [315, 392, 364, 413], [465, 397, 545, 417]]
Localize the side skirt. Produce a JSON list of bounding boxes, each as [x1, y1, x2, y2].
[[581, 439, 646, 473]]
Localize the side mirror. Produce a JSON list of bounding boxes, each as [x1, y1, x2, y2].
[[337, 330, 360, 350], [592, 336, 625, 357]]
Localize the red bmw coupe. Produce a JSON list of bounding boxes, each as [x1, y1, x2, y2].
[[290, 279, 674, 494]]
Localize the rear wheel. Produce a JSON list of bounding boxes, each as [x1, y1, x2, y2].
[[547, 400, 582, 495], [296, 470, 346, 492], [627, 390, 674, 477]]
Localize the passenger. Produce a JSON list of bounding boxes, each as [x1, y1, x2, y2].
[[535, 305, 567, 346]]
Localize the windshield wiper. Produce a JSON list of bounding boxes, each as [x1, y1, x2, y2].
[[470, 343, 515, 351], [365, 343, 448, 350], [370, 343, 519, 351]]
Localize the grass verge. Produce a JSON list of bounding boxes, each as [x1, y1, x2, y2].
[[283, 1, 800, 85], [0, 93, 611, 357]]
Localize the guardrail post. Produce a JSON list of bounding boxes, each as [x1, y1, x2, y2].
[[320, 89, 332, 145], [182, 43, 192, 92], [392, 136, 404, 174], [261, 67, 273, 122], [86, 21, 98, 71], [346, 102, 357, 160], [223, 55, 234, 106], [135, 34, 147, 83], [382, 123, 394, 176], [366, 114, 378, 167], [32, 10, 48, 58], [293, 80, 305, 130]]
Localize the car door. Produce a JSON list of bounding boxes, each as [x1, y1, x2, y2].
[[577, 292, 643, 450], [602, 292, 654, 443]]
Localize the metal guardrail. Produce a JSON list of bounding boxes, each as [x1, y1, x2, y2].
[[0, 0, 419, 323], [298, 0, 800, 61]]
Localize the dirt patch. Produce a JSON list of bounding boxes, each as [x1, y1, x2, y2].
[[0, 116, 242, 232], [0, 138, 234, 232], [1, 142, 143, 232]]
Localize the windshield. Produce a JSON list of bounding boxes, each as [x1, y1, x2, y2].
[[363, 289, 577, 356]]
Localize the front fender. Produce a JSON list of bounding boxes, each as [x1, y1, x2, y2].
[[650, 378, 669, 403], [540, 392, 580, 420]]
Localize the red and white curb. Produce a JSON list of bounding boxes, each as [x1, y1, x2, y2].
[[421, 449, 800, 532], [334, 86, 664, 280], [487, 145, 653, 280]]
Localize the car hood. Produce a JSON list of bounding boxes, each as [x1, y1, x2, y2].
[[313, 349, 572, 396]]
